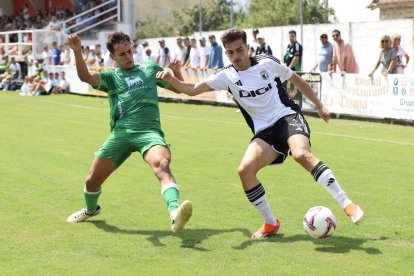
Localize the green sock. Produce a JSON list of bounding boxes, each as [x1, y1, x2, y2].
[[161, 184, 180, 214], [84, 188, 101, 213]]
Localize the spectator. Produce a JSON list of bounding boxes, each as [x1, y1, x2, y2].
[[18, 76, 30, 96], [391, 33, 410, 74], [208, 34, 224, 69], [181, 37, 191, 67], [156, 39, 171, 68], [52, 41, 62, 65], [47, 15, 61, 31], [84, 46, 96, 66], [330, 29, 359, 75], [184, 37, 200, 70], [312, 33, 333, 72], [198, 37, 211, 73], [54, 71, 70, 93], [251, 28, 259, 56], [283, 30, 303, 72], [368, 35, 396, 77], [255, 34, 272, 55], [60, 44, 71, 65], [9, 57, 22, 80], [143, 47, 158, 63], [173, 37, 186, 63]]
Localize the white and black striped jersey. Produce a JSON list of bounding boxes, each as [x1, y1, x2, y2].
[[205, 54, 301, 134]]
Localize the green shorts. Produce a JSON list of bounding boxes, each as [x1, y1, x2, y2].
[[95, 130, 168, 168]]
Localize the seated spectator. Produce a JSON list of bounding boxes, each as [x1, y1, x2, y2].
[[54, 71, 70, 93], [368, 35, 396, 77], [19, 76, 30, 96], [9, 57, 22, 80]]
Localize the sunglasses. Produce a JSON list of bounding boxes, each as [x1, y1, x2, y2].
[[381, 40, 388, 43], [332, 34, 339, 37], [320, 36, 327, 39]]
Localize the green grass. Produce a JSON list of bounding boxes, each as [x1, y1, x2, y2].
[[0, 91, 413, 275]]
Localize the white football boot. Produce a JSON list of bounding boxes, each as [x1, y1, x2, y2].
[[170, 200, 193, 233], [67, 206, 101, 223]]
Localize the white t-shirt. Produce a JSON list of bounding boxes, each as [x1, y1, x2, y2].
[[205, 55, 298, 134], [199, 45, 211, 68], [158, 47, 171, 67], [189, 47, 200, 68]]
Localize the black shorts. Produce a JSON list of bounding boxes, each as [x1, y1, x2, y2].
[[252, 113, 311, 165]]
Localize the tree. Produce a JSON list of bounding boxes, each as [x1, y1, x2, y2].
[[171, 0, 245, 35], [244, 0, 334, 28]]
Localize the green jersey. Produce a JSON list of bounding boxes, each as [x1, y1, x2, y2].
[[95, 61, 170, 132]]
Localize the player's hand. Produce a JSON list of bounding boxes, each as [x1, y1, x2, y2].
[[169, 58, 181, 72], [317, 105, 331, 122], [156, 70, 173, 82], [67, 33, 81, 52]]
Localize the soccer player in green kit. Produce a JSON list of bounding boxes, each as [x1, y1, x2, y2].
[[66, 32, 192, 233]]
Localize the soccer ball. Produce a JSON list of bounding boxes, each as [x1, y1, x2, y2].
[[303, 206, 336, 239]]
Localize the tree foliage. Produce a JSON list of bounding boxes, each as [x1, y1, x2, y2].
[[136, 0, 334, 39], [244, 0, 334, 27]]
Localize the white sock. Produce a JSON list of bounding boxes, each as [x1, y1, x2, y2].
[[245, 183, 277, 226], [312, 162, 352, 209]]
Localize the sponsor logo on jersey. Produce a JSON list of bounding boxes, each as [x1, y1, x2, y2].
[[239, 83, 272, 98], [125, 76, 144, 87], [393, 87, 398, 95], [393, 78, 398, 85]]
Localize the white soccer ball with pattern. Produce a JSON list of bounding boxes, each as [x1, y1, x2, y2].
[[303, 206, 336, 239]]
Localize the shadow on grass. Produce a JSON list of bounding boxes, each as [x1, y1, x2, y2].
[[234, 233, 386, 254], [88, 220, 251, 251], [88, 220, 385, 253]]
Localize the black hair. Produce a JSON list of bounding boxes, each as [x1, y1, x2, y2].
[[106, 32, 131, 54]]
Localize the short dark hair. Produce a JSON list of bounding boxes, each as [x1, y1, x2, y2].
[[106, 32, 131, 54], [221, 28, 247, 47], [289, 30, 296, 36], [332, 29, 341, 35]]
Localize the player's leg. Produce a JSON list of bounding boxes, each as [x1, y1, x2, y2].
[[67, 132, 130, 223], [287, 134, 364, 224], [67, 157, 115, 222], [238, 138, 281, 239], [144, 145, 192, 233]]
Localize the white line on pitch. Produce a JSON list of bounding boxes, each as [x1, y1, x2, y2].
[[33, 100, 414, 147]]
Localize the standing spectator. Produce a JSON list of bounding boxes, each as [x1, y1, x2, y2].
[[251, 28, 259, 56], [143, 47, 158, 63], [312, 33, 333, 72], [60, 44, 71, 65], [173, 37, 186, 63], [181, 37, 191, 67], [391, 33, 410, 74], [47, 16, 61, 31], [198, 37, 211, 74], [42, 46, 52, 65], [52, 42, 62, 65], [156, 39, 171, 68], [255, 34, 272, 55], [330, 29, 359, 75], [368, 35, 396, 77], [184, 37, 200, 70], [208, 34, 224, 69], [283, 30, 303, 72]]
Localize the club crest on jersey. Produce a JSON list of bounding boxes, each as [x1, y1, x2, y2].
[[125, 76, 144, 87], [260, 70, 269, 80]]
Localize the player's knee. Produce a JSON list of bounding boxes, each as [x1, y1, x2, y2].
[[238, 163, 254, 178], [153, 158, 171, 175], [291, 149, 312, 165]]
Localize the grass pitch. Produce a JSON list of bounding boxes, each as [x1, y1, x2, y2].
[[0, 91, 413, 275]]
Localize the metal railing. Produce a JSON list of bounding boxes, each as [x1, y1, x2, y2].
[[62, 0, 120, 35]]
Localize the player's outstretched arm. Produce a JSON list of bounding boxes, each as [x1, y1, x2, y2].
[[67, 33, 99, 87], [156, 71, 213, 96], [289, 72, 330, 122]]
